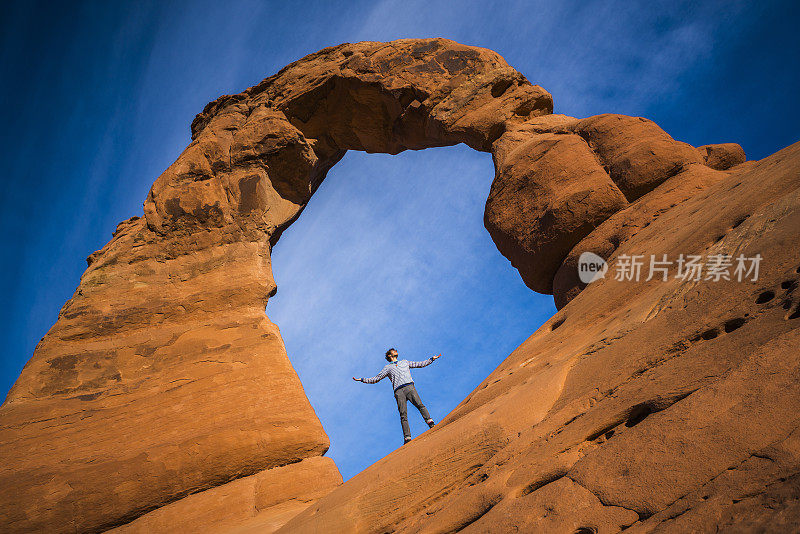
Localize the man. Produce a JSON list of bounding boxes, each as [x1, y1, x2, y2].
[[353, 348, 441, 444]]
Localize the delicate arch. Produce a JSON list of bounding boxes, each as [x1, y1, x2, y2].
[[0, 38, 740, 533]]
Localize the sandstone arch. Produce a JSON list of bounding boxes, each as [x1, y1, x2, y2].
[[0, 37, 559, 534], [0, 38, 758, 533]]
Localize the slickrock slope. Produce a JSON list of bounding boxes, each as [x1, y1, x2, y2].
[[1, 37, 797, 533], [279, 142, 800, 533], [110, 456, 341, 534]]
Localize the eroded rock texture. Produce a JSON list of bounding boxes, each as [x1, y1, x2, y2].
[[0, 38, 552, 534], [278, 141, 800, 534], [1, 37, 797, 533], [109, 456, 341, 534]]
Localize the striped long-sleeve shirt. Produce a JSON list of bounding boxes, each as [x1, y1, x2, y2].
[[361, 357, 435, 390]]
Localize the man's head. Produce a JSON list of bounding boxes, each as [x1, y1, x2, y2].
[[385, 348, 398, 362]]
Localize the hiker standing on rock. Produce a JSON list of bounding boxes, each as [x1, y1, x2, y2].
[[353, 348, 440, 444]]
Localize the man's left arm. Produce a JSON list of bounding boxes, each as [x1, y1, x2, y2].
[[409, 353, 441, 368]]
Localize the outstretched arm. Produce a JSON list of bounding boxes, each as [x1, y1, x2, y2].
[[355, 367, 389, 384], [408, 353, 441, 368]]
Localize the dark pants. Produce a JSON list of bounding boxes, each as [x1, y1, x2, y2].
[[394, 383, 431, 439]]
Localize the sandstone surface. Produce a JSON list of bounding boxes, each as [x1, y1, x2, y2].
[[1, 37, 553, 534], [279, 139, 800, 534], [1, 37, 797, 533], [698, 142, 747, 170], [109, 456, 341, 534]]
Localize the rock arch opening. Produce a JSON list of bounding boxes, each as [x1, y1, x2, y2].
[[265, 144, 554, 479]]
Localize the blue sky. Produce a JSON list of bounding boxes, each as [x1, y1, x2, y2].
[[1, 0, 798, 481]]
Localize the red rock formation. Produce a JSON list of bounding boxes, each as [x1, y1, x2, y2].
[[2, 37, 796, 533], [485, 113, 716, 296], [109, 456, 340, 533], [0, 38, 553, 534], [698, 142, 747, 170], [278, 141, 800, 534]]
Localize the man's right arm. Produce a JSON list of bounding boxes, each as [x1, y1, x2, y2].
[[359, 367, 389, 384]]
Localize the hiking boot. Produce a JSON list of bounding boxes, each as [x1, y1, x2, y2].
[[403, 436, 412, 445], [426, 419, 436, 428]]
